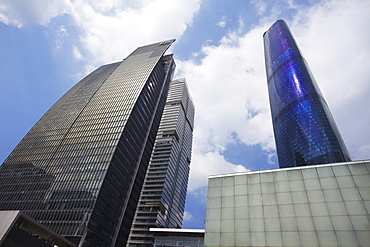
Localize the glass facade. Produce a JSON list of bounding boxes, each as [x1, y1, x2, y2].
[[204, 160, 370, 247], [0, 40, 176, 246], [150, 228, 204, 247], [264, 20, 351, 168], [128, 79, 195, 246]]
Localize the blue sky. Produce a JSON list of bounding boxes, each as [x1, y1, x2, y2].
[[1, 0, 369, 229]]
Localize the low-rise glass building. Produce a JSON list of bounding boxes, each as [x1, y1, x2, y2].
[[205, 160, 370, 247]]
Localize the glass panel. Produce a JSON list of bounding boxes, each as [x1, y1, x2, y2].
[[221, 207, 234, 219], [317, 231, 338, 247], [314, 216, 334, 231], [235, 232, 250, 247], [320, 177, 338, 189], [327, 201, 347, 216], [235, 207, 247, 219], [234, 174, 247, 185], [234, 184, 247, 195], [248, 183, 261, 195], [353, 175, 370, 187], [357, 231, 370, 247], [317, 166, 334, 177], [340, 188, 360, 201], [209, 178, 222, 187], [235, 195, 248, 207], [266, 232, 283, 247], [336, 176, 356, 188], [250, 232, 266, 247], [349, 163, 368, 175], [249, 219, 264, 231], [323, 189, 342, 202], [223, 176, 234, 186], [307, 190, 325, 202], [248, 194, 262, 206], [261, 172, 274, 182], [302, 168, 318, 179], [220, 220, 234, 232], [294, 203, 311, 217], [290, 180, 305, 191], [261, 181, 276, 194], [336, 231, 360, 247], [262, 193, 277, 206], [248, 206, 263, 218], [275, 170, 288, 180], [332, 165, 350, 176], [277, 192, 293, 204], [299, 232, 319, 247], [207, 208, 221, 220], [288, 169, 303, 180], [364, 200, 370, 213], [296, 217, 315, 231], [263, 205, 279, 218], [280, 217, 297, 231], [291, 191, 308, 203], [359, 187, 370, 200], [331, 215, 353, 230], [346, 201, 367, 215], [206, 219, 221, 232], [247, 174, 260, 184], [222, 186, 234, 196], [265, 218, 281, 231], [222, 196, 234, 208], [310, 203, 329, 216], [303, 178, 321, 190], [279, 204, 295, 217], [207, 197, 221, 208], [235, 219, 249, 232], [220, 232, 234, 246], [282, 232, 300, 247], [204, 232, 220, 247], [276, 181, 290, 192], [208, 187, 221, 197]]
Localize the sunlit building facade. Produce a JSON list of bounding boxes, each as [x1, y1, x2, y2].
[[0, 40, 176, 246], [127, 79, 195, 246], [264, 20, 351, 168]]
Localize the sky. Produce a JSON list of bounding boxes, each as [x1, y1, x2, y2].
[[0, 0, 369, 229]]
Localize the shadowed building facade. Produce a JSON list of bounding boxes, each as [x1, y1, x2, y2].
[[264, 20, 351, 168], [0, 40, 176, 246], [127, 79, 195, 246]]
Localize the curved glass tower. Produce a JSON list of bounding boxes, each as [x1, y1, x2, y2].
[[264, 20, 351, 168], [0, 40, 176, 246]]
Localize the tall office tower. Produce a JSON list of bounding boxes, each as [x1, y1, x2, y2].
[[0, 40, 176, 246], [127, 78, 195, 246], [264, 20, 351, 168]]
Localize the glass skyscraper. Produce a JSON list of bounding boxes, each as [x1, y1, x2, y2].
[[0, 40, 177, 246], [264, 20, 351, 168], [127, 78, 194, 246]]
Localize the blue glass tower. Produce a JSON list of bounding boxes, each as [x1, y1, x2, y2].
[[264, 20, 351, 168]]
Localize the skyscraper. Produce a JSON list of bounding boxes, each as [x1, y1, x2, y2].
[[127, 78, 195, 246], [264, 20, 351, 168], [0, 40, 176, 246]]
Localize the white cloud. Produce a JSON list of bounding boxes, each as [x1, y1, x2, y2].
[[216, 16, 227, 28], [0, 0, 73, 27], [183, 211, 193, 222], [71, 0, 201, 65]]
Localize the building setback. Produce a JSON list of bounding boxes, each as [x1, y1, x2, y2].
[[127, 79, 195, 246], [264, 20, 351, 168], [0, 40, 176, 246]]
